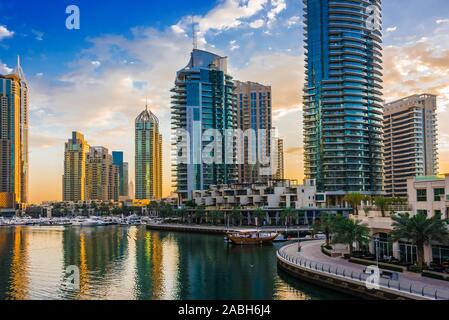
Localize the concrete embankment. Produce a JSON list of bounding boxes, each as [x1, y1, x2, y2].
[[277, 242, 448, 300]]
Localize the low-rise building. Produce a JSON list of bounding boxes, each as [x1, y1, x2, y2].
[[407, 175, 449, 219]]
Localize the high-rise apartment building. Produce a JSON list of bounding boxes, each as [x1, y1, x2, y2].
[[384, 94, 438, 198], [63, 131, 90, 202], [235, 80, 272, 184], [86, 146, 119, 202], [303, 0, 384, 201], [112, 151, 129, 198], [171, 49, 237, 200], [0, 58, 29, 208], [135, 105, 162, 201], [274, 138, 284, 180]]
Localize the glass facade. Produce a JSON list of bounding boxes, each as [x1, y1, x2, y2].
[[112, 151, 129, 198], [303, 0, 384, 194], [171, 49, 237, 200]]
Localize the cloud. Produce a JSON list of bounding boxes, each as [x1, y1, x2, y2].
[[229, 40, 240, 51], [32, 29, 44, 41], [436, 19, 449, 24], [173, 0, 268, 45], [267, 0, 287, 27], [386, 26, 397, 32], [0, 25, 14, 41], [0, 62, 13, 74], [286, 16, 300, 28], [250, 19, 265, 29]]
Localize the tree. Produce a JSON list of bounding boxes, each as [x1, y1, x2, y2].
[[373, 196, 391, 217], [391, 212, 449, 269], [280, 208, 296, 228], [209, 210, 222, 225], [252, 208, 266, 227], [313, 212, 335, 247], [231, 206, 243, 226], [332, 216, 370, 255], [343, 193, 365, 216]]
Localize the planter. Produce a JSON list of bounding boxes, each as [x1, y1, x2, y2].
[[422, 271, 449, 281]]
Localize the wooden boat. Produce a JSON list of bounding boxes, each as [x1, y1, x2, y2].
[[226, 230, 279, 245]]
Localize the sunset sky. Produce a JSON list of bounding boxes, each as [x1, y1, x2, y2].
[[1, 0, 449, 204]]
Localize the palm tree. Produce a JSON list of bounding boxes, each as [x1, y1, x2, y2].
[[253, 208, 266, 227], [373, 196, 391, 217], [343, 193, 365, 216], [332, 216, 370, 255], [231, 206, 243, 226], [280, 208, 296, 229], [391, 212, 449, 269], [313, 212, 335, 247]]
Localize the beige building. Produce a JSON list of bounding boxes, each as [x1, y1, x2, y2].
[[63, 132, 90, 202], [274, 138, 284, 180], [235, 81, 272, 184], [0, 59, 29, 208], [85, 146, 119, 202], [384, 94, 438, 198]]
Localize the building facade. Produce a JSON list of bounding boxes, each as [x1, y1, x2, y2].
[[234, 81, 272, 184], [112, 151, 129, 198], [274, 138, 284, 180], [303, 0, 384, 201], [384, 94, 438, 198], [135, 106, 162, 201], [171, 49, 237, 200], [407, 175, 448, 219], [63, 132, 90, 202], [85, 146, 119, 202], [0, 58, 29, 208]]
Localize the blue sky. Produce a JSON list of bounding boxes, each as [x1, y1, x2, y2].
[[1, 0, 449, 202]]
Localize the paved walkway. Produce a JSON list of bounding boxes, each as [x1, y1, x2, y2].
[[281, 241, 449, 298]]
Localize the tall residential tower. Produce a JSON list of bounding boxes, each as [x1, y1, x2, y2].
[[135, 105, 162, 201], [0, 58, 29, 209], [384, 94, 438, 198], [171, 49, 237, 200], [235, 81, 272, 184], [63, 131, 90, 202], [303, 0, 384, 203]]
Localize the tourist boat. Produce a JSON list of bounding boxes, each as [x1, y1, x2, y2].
[[226, 230, 279, 245]]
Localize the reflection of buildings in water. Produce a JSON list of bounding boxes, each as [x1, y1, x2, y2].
[[135, 231, 180, 300], [61, 226, 130, 299], [9, 227, 30, 300]]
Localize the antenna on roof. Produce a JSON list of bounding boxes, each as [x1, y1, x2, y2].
[[145, 97, 148, 111], [192, 16, 198, 50]]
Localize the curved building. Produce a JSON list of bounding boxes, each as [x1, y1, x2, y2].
[[171, 49, 237, 201], [303, 0, 384, 201], [135, 105, 162, 201]]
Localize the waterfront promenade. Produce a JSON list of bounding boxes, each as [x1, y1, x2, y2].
[[278, 241, 449, 300]]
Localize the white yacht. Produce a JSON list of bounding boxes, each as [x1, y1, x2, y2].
[[71, 216, 105, 227]]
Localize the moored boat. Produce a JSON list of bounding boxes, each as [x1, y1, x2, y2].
[[226, 230, 279, 245]]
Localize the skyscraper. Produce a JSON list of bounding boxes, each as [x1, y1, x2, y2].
[[384, 94, 439, 198], [303, 0, 384, 202], [85, 146, 119, 202], [0, 57, 29, 208], [274, 138, 284, 181], [63, 131, 90, 202], [235, 80, 272, 184], [171, 49, 237, 201], [112, 151, 129, 198], [135, 105, 162, 201]]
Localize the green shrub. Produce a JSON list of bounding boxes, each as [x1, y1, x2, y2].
[[408, 265, 422, 273], [422, 271, 449, 281], [349, 257, 405, 272]]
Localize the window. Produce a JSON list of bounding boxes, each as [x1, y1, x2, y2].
[[417, 189, 427, 202], [434, 188, 445, 201]]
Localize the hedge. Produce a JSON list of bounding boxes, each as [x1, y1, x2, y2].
[[349, 257, 406, 273], [422, 271, 449, 282]]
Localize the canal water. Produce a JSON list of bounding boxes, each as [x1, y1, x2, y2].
[[0, 226, 350, 300]]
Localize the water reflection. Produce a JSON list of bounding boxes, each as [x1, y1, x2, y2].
[[0, 227, 349, 300]]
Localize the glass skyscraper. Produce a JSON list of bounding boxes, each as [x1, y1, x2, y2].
[[135, 105, 162, 201], [0, 58, 29, 208], [171, 49, 237, 201], [303, 0, 384, 199], [112, 151, 129, 198]]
